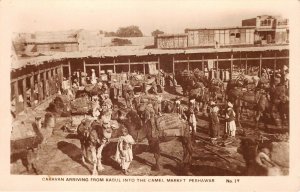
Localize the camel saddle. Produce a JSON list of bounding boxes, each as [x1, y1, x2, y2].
[[156, 114, 189, 137]]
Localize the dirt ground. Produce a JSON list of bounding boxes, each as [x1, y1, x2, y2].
[[10, 86, 289, 176]]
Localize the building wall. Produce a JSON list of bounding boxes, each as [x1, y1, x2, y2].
[[34, 31, 78, 43], [275, 28, 289, 44], [77, 30, 107, 51], [36, 43, 78, 52], [256, 15, 276, 29], [15, 15, 289, 52], [77, 31, 154, 51], [187, 28, 255, 47], [157, 28, 257, 49], [242, 18, 256, 26], [156, 35, 187, 49], [187, 30, 215, 47]]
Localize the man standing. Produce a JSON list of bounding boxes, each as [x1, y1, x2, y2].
[[189, 98, 196, 112], [208, 101, 219, 143], [91, 95, 100, 118], [282, 65, 289, 89], [188, 107, 197, 138], [225, 102, 236, 137], [91, 69, 97, 85], [174, 97, 187, 120], [144, 103, 159, 138], [123, 80, 133, 108], [110, 79, 119, 103], [81, 71, 87, 86], [153, 94, 163, 117], [102, 94, 113, 110], [115, 127, 135, 175], [122, 80, 129, 97], [151, 81, 158, 94], [102, 83, 109, 94]]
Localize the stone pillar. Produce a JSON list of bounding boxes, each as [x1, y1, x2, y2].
[[13, 80, 20, 113], [22, 78, 27, 108], [37, 72, 43, 102], [30, 73, 35, 107]]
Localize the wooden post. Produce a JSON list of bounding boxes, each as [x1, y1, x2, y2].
[[113, 58, 116, 73], [259, 53, 262, 77], [58, 65, 62, 82], [22, 78, 27, 108], [51, 69, 55, 94], [53, 67, 57, 77], [157, 56, 161, 84], [98, 61, 101, 77], [128, 58, 131, 73], [60, 64, 64, 81], [48, 70, 53, 95], [30, 73, 35, 107], [143, 62, 146, 75], [37, 72, 43, 102], [13, 81, 20, 113], [59, 65, 63, 89], [230, 52, 233, 80], [68, 60, 71, 87], [239, 51, 242, 65], [158, 56, 161, 71], [172, 55, 175, 74], [53, 68, 57, 93], [83, 59, 86, 74], [187, 55, 190, 72], [43, 71, 47, 99], [274, 52, 277, 78], [216, 54, 219, 78], [201, 55, 204, 72], [47, 70, 50, 96], [245, 53, 248, 75]]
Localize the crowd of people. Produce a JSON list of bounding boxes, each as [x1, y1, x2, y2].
[[67, 69, 170, 174], [59, 63, 289, 174]]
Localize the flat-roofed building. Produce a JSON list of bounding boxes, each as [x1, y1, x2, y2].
[[155, 34, 188, 49]]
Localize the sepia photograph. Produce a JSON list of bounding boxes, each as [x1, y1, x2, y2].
[[0, 0, 300, 191]]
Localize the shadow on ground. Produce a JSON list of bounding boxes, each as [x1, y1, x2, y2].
[[57, 141, 91, 174], [101, 142, 150, 168]]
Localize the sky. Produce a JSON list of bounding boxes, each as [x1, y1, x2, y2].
[[1, 0, 292, 36]]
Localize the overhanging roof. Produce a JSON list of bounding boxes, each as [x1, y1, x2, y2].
[[11, 45, 289, 71]]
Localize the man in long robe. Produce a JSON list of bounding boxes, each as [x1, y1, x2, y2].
[[115, 127, 135, 175], [208, 101, 219, 142], [225, 102, 236, 137]]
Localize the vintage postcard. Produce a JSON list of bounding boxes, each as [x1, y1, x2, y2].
[[0, 0, 300, 191]]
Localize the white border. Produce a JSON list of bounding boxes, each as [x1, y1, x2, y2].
[[1, 0, 300, 191]]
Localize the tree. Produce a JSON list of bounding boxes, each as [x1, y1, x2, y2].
[[105, 31, 117, 37], [116, 25, 143, 37], [111, 38, 132, 46], [151, 29, 164, 37]]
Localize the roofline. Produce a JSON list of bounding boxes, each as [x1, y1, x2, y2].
[[11, 45, 289, 71], [185, 26, 256, 31], [157, 34, 188, 38], [26, 41, 78, 44]]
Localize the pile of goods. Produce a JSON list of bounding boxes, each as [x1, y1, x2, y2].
[[11, 120, 43, 154], [46, 95, 71, 117], [70, 97, 92, 115]]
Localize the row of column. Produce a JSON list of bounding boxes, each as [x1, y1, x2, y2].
[[172, 52, 286, 80], [66, 57, 161, 78], [12, 65, 63, 114]]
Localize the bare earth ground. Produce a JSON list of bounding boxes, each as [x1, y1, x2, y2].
[[10, 87, 288, 176]]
